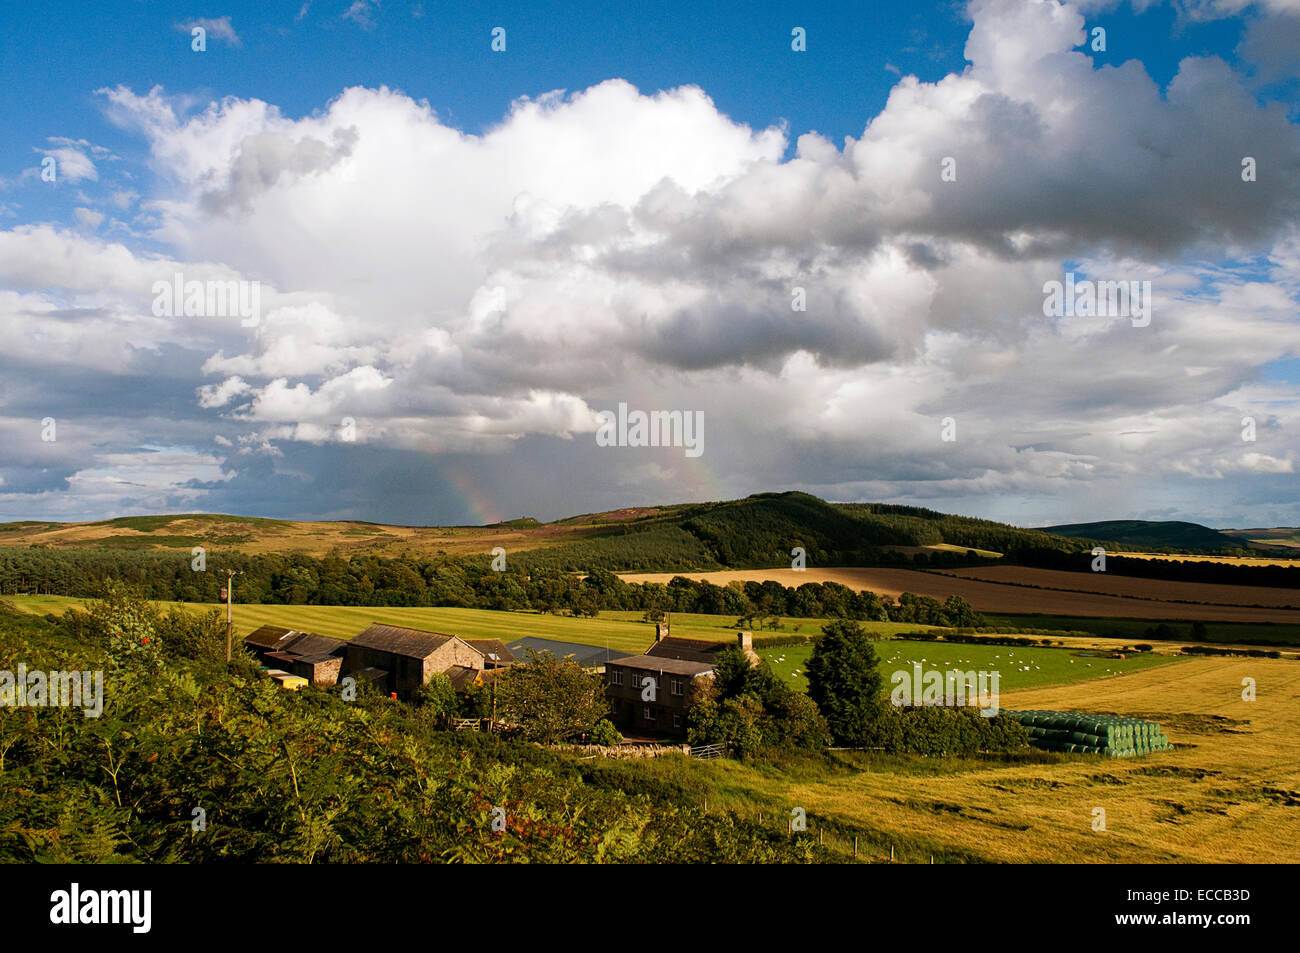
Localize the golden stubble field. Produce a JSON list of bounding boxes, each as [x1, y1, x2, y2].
[[1120, 550, 1300, 567], [719, 657, 1300, 863], [620, 567, 1300, 623]]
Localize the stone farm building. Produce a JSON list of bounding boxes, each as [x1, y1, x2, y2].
[[245, 624, 347, 686], [343, 623, 485, 699]]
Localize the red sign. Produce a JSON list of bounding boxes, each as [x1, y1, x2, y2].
[[219, 587, 228, 600]]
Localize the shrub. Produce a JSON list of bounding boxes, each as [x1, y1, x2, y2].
[[590, 718, 623, 746]]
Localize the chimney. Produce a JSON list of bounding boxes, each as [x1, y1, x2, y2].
[[655, 622, 670, 642], [738, 631, 752, 652]]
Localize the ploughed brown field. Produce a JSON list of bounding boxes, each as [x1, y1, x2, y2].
[[940, 565, 1300, 609], [618, 567, 1300, 623]]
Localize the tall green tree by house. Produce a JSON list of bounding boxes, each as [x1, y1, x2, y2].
[[804, 619, 888, 747]]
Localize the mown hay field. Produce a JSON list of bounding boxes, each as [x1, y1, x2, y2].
[[619, 567, 1300, 623], [1118, 550, 1300, 567], [693, 657, 1300, 862]]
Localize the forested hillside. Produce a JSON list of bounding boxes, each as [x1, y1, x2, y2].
[[1040, 519, 1242, 552]]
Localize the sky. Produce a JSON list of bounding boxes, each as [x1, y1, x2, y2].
[[1, 0, 1298, 529]]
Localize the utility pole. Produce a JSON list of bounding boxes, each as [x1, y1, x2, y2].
[[222, 569, 242, 663]]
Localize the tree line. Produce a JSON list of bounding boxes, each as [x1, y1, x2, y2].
[[0, 547, 985, 627]]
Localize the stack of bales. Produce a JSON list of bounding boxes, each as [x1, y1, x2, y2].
[[1009, 710, 1171, 756]]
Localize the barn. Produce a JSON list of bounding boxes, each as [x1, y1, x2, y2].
[[342, 623, 484, 699]]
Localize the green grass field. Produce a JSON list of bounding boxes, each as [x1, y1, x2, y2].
[[599, 611, 943, 641], [5, 595, 660, 653], [759, 640, 1183, 693], [3, 596, 943, 655], [7, 595, 1184, 694]]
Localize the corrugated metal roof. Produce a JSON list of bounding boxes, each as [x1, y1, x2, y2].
[[351, 622, 457, 659], [282, 633, 347, 658], [505, 637, 633, 668]]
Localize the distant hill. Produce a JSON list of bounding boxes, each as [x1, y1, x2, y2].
[[0, 491, 1091, 568], [9, 493, 1262, 571], [483, 492, 1089, 571], [1221, 527, 1300, 553], [1038, 519, 1241, 552]]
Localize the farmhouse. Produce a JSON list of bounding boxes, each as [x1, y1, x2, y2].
[[605, 654, 715, 736], [342, 623, 484, 699], [602, 627, 764, 737]]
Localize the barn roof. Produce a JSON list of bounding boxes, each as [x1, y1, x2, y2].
[[446, 665, 483, 692], [244, 624, 298, 651], [282, 633, 347, 658], [292, 651, 344, 666], [467, 639, 516, 664], [351, 623, 458, 659]]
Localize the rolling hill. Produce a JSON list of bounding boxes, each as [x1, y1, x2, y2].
[[1222, 527, 1300, 552], [6, 493, 1282, 571], [1037, 519, 1242, 553]]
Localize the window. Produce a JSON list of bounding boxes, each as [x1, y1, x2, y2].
[[672, 713, 682, 729], [643, 706, 656, 721], [610, 670, 624, 686], [670, 677, 685, 696]]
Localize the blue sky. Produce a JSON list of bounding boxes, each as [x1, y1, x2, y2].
[[1, 0, 1257, 225], [1, 0, 1298, 529]]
